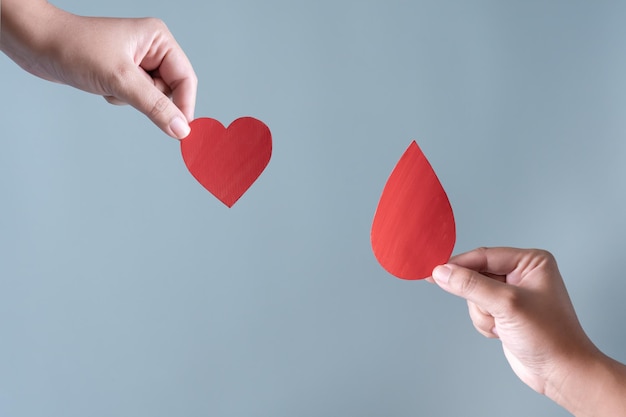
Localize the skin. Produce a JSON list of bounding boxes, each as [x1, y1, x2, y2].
[[1, 0, 197, 139], [432, 247, 626, 417]]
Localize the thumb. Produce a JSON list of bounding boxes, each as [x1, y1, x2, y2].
[[432, 264, 509, 315], [110, 67, 191, 139]]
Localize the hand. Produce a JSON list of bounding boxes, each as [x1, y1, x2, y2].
[[432, 247, 626, 417], [1, 0, 197, 139]]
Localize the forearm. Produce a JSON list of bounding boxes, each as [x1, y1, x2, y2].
[[1, 0, 68, 79], [548, 352, 626, 417]]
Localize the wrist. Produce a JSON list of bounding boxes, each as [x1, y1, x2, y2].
[[546, 349, 626, 417], [1, 0, 68, 80]]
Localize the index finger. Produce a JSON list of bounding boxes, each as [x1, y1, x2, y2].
[[138, 20, 198, 123], [448, 247, 531, 275], [157, 46, 197, 123], [448, 247, 555, 286]]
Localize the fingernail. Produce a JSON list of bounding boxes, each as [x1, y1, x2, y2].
[[432, 265, 452, 284], [170, 117, 191, 139]]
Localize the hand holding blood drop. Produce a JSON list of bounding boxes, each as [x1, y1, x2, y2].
[[371, 141, 456, 280]]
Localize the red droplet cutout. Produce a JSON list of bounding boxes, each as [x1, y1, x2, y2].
[[181, 117, 272, 207], [371, 141, 455, 280]]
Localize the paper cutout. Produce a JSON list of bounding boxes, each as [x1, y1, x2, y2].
[[181, 117, 272, 207], [371, 141, 455, 280]]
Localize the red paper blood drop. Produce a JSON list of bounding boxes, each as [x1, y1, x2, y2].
[[181, 117, 272, 207], [371, 141, 455, 280]]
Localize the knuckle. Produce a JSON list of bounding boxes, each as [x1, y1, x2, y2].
[[470, 312, 488, 329], [534, 248, 556, 264], [103, 95, 125, 106], [456, 271, 479, 297], [473, 246, 491, 268], [106, 65, 134, 94], [148, 95, 172, 120], [134, 17, 171, 41], [473, 323, 497, 339], [524, 248, 558, 275], [142, 17, 168, 31], [468, 307, 497, 339], [498, 287, 525, 316], [527, 248, 552, 258]]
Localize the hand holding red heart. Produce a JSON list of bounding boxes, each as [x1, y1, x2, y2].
[[1, 0, 197, 139]]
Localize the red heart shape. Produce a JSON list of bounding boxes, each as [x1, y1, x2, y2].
[[371, 141, 456, 280], [181, 117, 272, 207]]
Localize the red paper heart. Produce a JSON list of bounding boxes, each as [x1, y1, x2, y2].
[[181, 117, 272, 207], [371, 141, 455, 280]]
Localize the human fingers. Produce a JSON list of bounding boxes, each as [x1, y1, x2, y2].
[[468, 301, 497, 338], [448, 247, 527, 275], [424, 247, 522, 284], [432, 263, 513, 318], [448, 247, 555, 287], [148, 73, 173, 98], [108, 63, 191, 139], [163, 53, 197, 123], [138, 22, 197, 123], [104, 71, 171, 106]]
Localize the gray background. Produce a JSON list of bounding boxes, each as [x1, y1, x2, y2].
[[2, 0, 626, 416]]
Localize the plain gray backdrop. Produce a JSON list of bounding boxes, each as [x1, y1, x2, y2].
[[2, 1, 626, 416]]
